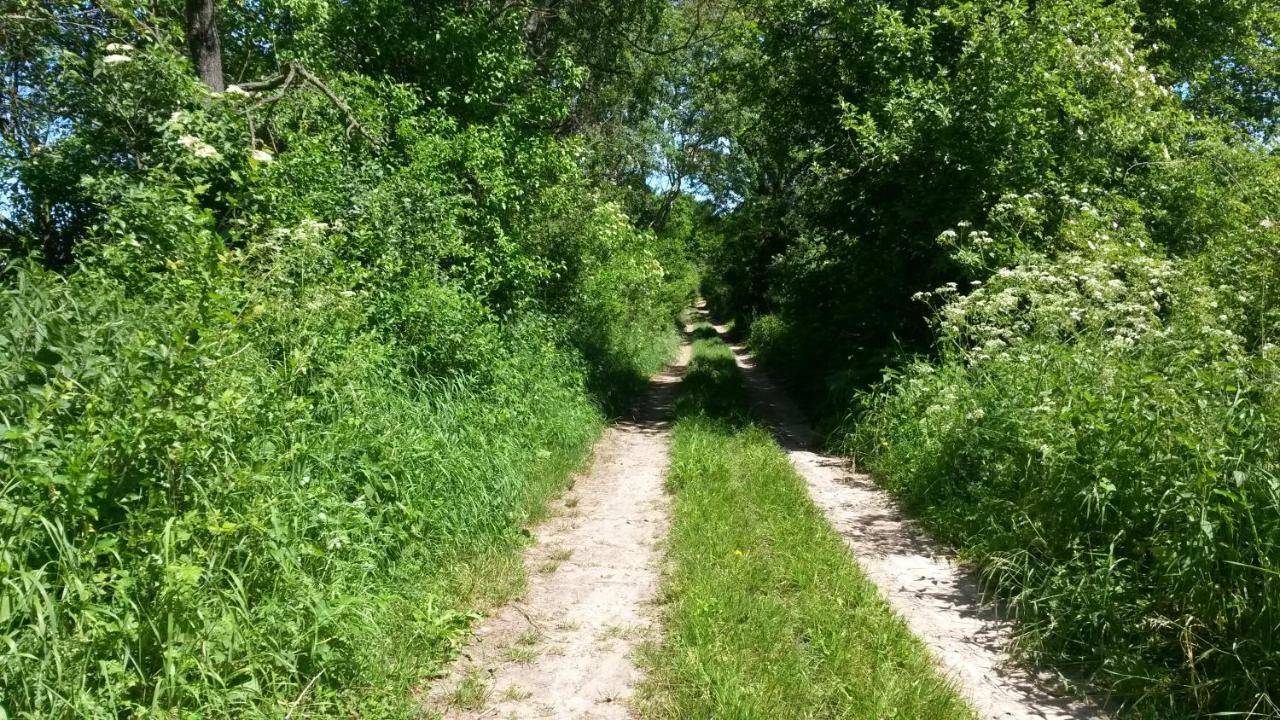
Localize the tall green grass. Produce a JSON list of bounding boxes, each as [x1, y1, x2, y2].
[[639, 329, 973, 719]]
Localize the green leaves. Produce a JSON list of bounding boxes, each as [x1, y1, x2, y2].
[[688, 0, 1278, 715], [1, 0, 696, 715]]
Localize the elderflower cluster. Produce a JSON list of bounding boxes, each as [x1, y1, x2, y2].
[[102, 42, 135, 65], [177, 134, 221, 160]]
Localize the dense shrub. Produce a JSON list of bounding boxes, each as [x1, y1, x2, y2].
[[850, 242, 1279, 716], [679, 0, 1279, 715], [0, 259, 606, 716], [0, 5, 694, 716]]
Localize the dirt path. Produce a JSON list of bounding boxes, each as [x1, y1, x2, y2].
[[705, 313, 1105, 720], [429, 340, 691, 720]]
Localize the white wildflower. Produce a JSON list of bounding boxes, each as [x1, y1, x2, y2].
[[105, 43, 135, 53], [224, 84, 248, 96], [103, 54, 131, 65], [178, 134, 220, 159], [250, 148, 274, 163]]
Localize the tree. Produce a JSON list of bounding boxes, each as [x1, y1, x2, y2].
[[184, 0, 223, 91]]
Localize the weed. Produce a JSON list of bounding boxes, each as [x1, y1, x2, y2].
[[500, 685, 532, 702], [503, 646, 538, 664], [449, 670, 489, 710]]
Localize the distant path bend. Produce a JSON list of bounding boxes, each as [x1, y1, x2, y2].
[[704, 308, 1106, 720], [429, 337, 691, 719]]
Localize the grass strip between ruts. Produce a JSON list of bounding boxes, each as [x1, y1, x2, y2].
[[639, 326, 975, 719]]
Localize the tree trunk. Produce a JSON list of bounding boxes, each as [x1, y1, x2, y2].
[[184, 0, 225, 91]]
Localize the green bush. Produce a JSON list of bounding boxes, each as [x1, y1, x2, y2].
[[0, 17, 693, 716], [850, 243, 1280, 717], [745, 313, 786, 366], [0, 238, 615, 716]]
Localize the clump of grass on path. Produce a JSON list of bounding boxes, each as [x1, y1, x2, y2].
[[639, 326, 974, 719]]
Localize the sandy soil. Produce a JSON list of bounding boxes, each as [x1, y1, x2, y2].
[[428, 340, 691, 720], [706, 312, 1106, 720]]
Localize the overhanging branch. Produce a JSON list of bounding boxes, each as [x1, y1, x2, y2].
[[233, 62, 378, 149]]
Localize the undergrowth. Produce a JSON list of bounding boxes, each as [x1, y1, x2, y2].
[[847, 247, 1279, 717], [0, 38, 694, 716]]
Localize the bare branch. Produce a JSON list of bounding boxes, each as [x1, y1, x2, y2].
[[292, 64, 379, 147], [235, 63, 378, 149]]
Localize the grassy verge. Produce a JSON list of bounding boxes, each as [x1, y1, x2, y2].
[[639, 327, 974, 719]]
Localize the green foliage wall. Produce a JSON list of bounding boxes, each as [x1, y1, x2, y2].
[[684, 0, 1279, 715], [0, 1, 695, 716]]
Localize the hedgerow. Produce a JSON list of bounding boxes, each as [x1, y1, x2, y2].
[[678, 0, 1279, 714], [0, 3, 694, 716], [851, 243, 1279, 716]]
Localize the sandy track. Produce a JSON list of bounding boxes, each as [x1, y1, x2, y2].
[[706, 312, 1105, 720], [429, 340, 691, 720]]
